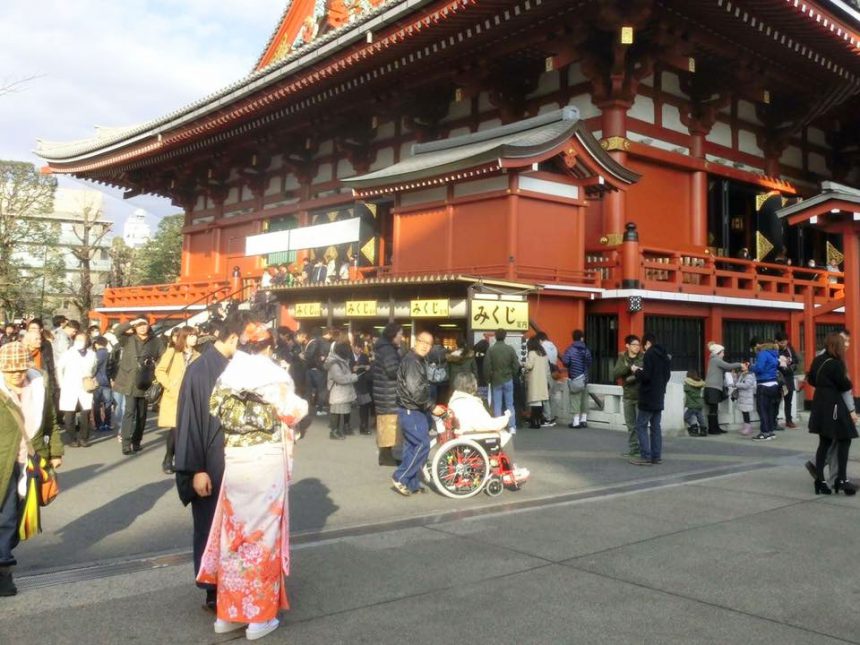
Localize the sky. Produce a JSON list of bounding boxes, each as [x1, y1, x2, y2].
[[0, 0, 287, 234]]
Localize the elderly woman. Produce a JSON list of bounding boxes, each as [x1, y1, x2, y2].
[[704, 342, 742, 435], [197, 322, 307, 641], [807, 332, 857, 495], [447, 372, 511, 434], [0, 342, 63, 596]]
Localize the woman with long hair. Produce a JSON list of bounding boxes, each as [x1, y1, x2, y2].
[[197, 321, 307, 640], [155, 326, 200, 474], [807, 332, 858, 495], [524, 336, 549, 428]]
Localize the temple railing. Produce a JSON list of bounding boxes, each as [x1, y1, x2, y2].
[[100, 280, 231, 308], [585, 246, 844, 303]]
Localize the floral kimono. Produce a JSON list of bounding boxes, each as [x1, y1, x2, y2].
[[197, 350, 307, 623]]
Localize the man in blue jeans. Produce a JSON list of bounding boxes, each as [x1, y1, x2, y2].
[[392, 330, 444, 496], [630, 332, 671, 466], [484, 329, 521, 433]]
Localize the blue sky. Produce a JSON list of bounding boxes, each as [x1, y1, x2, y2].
[[0, 0, 286, 232]]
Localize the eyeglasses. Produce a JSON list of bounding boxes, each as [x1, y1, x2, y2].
[[415, 339, 433, 346]]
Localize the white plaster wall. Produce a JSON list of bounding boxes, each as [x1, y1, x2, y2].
[[567, 61, 587, 85], [568, 94, 600, 120], [780, 145, 803, 170], [269, 154, 283, 171], [661, 71, 684, 98], [446, 96, 472, 121], [478, 118, 502, 131], [737, 129, 762, 157], [447, 126, 471, 137], [808, 152, 829, 176], [336, 158, 355, 179], [399, 140, 413, 161], [317, 140, 334, 156], [376, 121, 396, 140], [628, 94, 654, 124], [478, 91, 492, 112], [314, 163, 332, 183], [265, 175, 281, 197], [529, 70, 560, 99], [661, 104, 687, 134], [807, 127, 828, 148], [706, 121, 732, 146], [194, 195, 206, 211], [737, 100, 762, 126], [400, 186, 447, 206], [225, 187, 240, 206], [369, 146, 394, 172], [285, 174, 299, 191]]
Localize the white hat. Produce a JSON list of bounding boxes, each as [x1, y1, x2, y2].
[[709, 343, 725, 356], [129, 318, 148, 327]]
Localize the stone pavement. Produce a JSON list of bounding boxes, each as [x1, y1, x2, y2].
[[1, 415, 859, 644]]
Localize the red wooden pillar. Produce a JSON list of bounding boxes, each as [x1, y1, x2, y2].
[[689, 132, 708, 249], [507, 175, 520, 280], [600, 103, 628, 238], [803, 287, 816, 371], [705, 305, 723, 346], [841, 225, 860, 386]]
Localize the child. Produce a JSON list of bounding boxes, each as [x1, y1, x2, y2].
[[684, 370, 707, 437], [734, 361, 757, 436]]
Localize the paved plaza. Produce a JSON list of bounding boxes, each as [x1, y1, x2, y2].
[[1, 416, 858, 644]]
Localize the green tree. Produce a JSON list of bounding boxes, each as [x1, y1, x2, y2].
[[137, 214, 183, 285], [108, 237, 141, 288], [0, 160, 59, 319]]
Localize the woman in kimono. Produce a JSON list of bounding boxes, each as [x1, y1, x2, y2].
[[197, 322, 307, 641]]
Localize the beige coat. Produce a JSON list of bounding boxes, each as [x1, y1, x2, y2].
[[524, 350, 550, 403], [155, 347, 199, 428]]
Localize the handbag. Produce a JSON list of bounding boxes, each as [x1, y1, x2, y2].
[[82, 376, 98, 393], [567, 374, 587, 394], [426, 362, 448, 384], [144, 350, 175, 404]]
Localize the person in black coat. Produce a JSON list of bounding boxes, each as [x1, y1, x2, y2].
[[174, 315, 243, 612], [806, 332, 858, 495], [631, 333, 672, 466], [352, 341, 372, 434], [371, 323, 403, 465]]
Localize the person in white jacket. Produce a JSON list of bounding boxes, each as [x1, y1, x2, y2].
[[58, 335, 97, 447]]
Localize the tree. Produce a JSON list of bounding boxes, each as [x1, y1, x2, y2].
[[63, 192, 112, 317], [137, 214, 183, 285], [108, 237, 141, 288], [0, 160, 58, 319]]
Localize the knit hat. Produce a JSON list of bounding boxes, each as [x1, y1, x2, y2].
[[0, 342, 30, 372], [709, 343, 725, 356]]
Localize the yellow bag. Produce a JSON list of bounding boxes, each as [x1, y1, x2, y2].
[[18, 461, 41, 541]]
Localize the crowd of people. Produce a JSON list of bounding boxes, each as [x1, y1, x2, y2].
[[0, 308, 856, 641]]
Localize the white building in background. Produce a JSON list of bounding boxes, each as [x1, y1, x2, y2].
[[16, 187, 113, 319], [123, 208, 152, 248]]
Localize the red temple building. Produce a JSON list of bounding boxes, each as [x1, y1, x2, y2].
[[36, 0, 860, 379]]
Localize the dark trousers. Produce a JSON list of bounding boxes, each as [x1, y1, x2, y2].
[[64, 406, 92, 444], [783, 387, 795, 424], [191, 492, 218, 590], [816, 436, 851, 481], [164, 428, 176, 462], [756, 385, 781, 435], [121, 395, 148, 449], [308, 369, 327, 412], [393, 408, 430, 492], [93, 386, 113, 429], [358, 403, 371, 431], [0, 465, 21, 567]]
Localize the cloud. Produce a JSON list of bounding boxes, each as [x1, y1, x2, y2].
[[0, 0, 286, 226]]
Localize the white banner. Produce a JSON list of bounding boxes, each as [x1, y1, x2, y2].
[[245, 218, 362, 256]]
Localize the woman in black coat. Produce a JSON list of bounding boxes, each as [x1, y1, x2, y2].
[[806, 332, 858, 495]]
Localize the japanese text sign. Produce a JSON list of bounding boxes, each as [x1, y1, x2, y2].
[[470, 300, 529, 331], [345, 300, 377, 317], [294, 302, 322, 318], [410, 299, 449, 318]]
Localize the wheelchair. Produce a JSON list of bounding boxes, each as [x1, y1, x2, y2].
[[423, 407, 529, 499]]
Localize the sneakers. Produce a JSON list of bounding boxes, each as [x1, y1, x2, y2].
[[753, 432, 776, 441], [628, 457, 653, 466], [391, 479, 412, 497], [541, 419, 557, 427], [651, 458, 663, 465], [246, 618, 280, 641], [214, 619, 247, 634], [579, 421, 588, 428]]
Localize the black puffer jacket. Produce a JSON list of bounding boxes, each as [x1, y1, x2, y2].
[[371, 337, 401, 414], [397, 350, 431, 411], [636, 343, 672, 412]]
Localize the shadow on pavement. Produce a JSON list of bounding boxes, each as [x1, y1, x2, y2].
[[291, 478, 339, 535], [57, 479, 174, 547]]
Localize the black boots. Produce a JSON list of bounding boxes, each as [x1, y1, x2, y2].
[[707, 414, 726, 435], [0, 566, 16, 597], [834, 479, 857, 496], [529, 406, 543, 429], [814, 479, 833, 495]]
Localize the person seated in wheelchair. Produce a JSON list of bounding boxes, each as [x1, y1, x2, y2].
[[447, 372, 510, 430]]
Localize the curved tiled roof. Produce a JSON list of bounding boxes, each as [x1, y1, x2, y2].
[[35, 0, 420, 162]]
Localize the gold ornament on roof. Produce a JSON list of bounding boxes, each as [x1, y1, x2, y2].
[[755, 231, 774, 261], [827, 241, 844, 267]]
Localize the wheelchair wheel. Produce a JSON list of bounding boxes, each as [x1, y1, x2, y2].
[[431, 438, 490, 499], [485, 476, 504, 497]]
